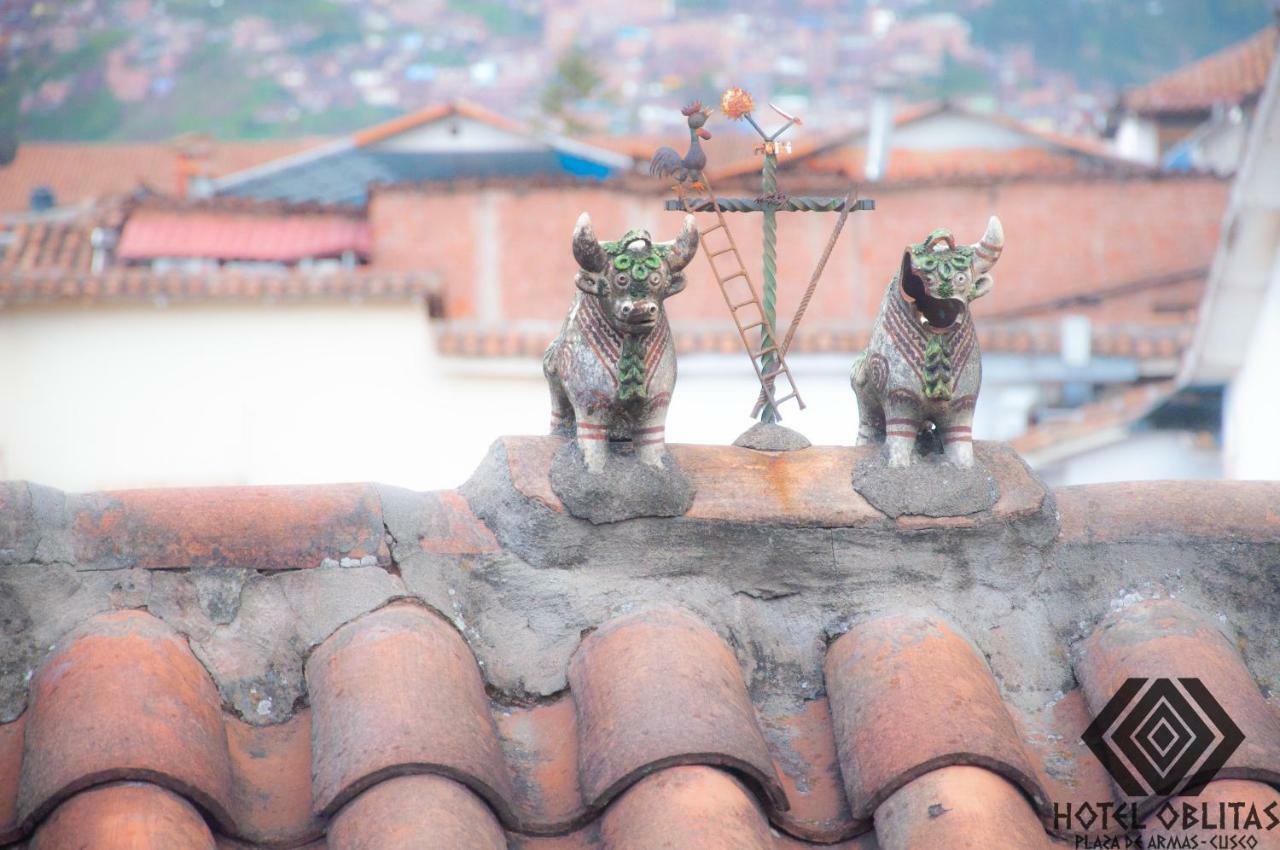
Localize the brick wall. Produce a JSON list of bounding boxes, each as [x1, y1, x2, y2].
[[369, 176, 1228, 328]]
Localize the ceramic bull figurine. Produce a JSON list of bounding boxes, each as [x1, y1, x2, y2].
[[851, 217, 1004, 469], [545, 212, 698, 473]]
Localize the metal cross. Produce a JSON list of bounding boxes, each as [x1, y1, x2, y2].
[[664, 96, 874, 423]]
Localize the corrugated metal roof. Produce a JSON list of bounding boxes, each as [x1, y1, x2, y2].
[[217, 149, 595, 205], [210, 101, 632, 205]]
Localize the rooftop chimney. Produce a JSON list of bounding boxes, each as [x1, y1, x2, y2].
[[864, 85, 894, 182]]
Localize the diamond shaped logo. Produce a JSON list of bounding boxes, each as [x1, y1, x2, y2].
[[1082, 677, 1245, 798]]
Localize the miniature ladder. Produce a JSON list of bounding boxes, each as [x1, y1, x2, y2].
[[672, 176, 805, 415]]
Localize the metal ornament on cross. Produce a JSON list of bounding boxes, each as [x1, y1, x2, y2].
[[660, 86, 874, 437]]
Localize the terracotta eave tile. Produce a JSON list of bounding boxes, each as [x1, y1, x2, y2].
[[873, 765, 1053, 850], [824, 611, 1047, 822], [417, 490, 501, 555], [568, 608, 787, 817], [328, 774, 506, 850], [1074, 598, 1280, 812], [493, 697, 587, 832], [1019, 688, 1120, 842], [760, 697, 864, 842], [29, 782, 216, 850], [224, 711, 321, 847], [1054, 481, 1280, 545], [306, 602, 515, 821], [68, 484, 391, 570], [16, 610, 235, 835], [599, 766, 775, 850]]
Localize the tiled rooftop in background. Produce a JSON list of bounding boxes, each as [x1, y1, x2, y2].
[[0, 440, 1277, 849], [0, 139, 324, 216], [1124, 26, 1277, 115]]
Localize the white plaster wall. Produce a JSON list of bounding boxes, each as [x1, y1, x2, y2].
[[0, 302, 479, 491], [1223, 249, 1280, 480], [1034, 430, 1222, 487], [372, 116, 544, 153], [891, 113, 1049, 151], [0, 306, 1182, 491], [1114, 114, 1160, 165]]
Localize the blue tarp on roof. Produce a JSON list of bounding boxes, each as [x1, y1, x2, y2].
[[218, 149, 621, 206]]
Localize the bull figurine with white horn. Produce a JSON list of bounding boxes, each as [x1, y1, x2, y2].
[[545, 212, 699, 474], [851, 216, 1004, 469]]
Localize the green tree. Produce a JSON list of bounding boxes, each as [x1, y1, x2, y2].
[[540, 48, 605, 135]]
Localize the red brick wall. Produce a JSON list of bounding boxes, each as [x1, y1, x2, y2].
[[370, 176, 1228, 328]]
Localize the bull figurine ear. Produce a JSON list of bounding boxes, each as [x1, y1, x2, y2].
[[659, 215, 699, 273], [572, 212, 608, 274]]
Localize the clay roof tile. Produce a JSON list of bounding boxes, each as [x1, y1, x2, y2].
[[16, 610, 235, 834], [567, 607, 787, 816], [824, 611, 1047, 822], [306, 602, 514, 820], [30, 782, 217, 850]]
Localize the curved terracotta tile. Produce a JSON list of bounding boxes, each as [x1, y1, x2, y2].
[[1055, 481, 1280, 544], [493, 696, 586, 830], [1076, 599, 1280, 800], [226, 710, 321, 846], [328, 774, 506, 850], [418, 490, 501, 555], [30, 782, 216, 850], [824, 612, 1046, 820], [307, 603, 513, 820], [600, 766, 775, 850], [760, 697, 865, 842], [873, 765, 1051, 850], [568, 608, 786, 815], [69, 483, 389, 570], [16, 610, 234, 833]]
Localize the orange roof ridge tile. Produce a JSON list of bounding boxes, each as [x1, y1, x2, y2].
[[567, 608, 788, 817], [67, 485, 390, 571], [30, 782, 218, 850], [600, 766, 777, 849], [15, 610, 237, 835], [824, 611, 1049, 823], [306, 601, 515, 821], [4, 465, 1280, 846], [1074, 598, 1280, 816], [874, 765, 1055, 849], [328, 774, 507, 850]]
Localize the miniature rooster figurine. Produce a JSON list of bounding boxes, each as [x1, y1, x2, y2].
[[650, 101, 713, 187]]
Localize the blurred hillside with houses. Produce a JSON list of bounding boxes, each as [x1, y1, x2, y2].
[[1, 0, 1271, 145], [1, 3, 1279, 490]]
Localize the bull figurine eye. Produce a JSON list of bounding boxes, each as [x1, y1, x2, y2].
[[615, 273, 629, 289]]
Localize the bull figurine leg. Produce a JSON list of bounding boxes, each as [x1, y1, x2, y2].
[[883, 390, 923, 468], [634, 401, 670, 469], [573, 409, 611, 474], [939, 396, 977, 469]]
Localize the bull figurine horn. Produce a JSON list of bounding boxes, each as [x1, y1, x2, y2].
[[572, 212, 608, 273], [660, 214, 699, 273], [970, 215, 1004, 275]]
